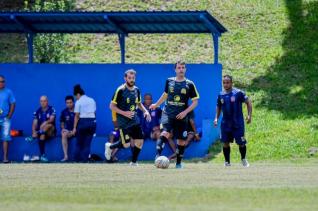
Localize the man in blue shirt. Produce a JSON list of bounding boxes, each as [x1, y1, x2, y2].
[[214, 75, 252, 167], [32, 96, 56, 162], [60, 95, 75, 162], [137, 93, 162, 140], [0, 75, 16, 163]]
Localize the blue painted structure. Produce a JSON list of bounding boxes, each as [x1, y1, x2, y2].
[[0, 11, 227, 161]]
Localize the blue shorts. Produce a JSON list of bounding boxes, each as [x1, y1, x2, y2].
[[0, 118, 12, 141], [221, 127, 246, 145]]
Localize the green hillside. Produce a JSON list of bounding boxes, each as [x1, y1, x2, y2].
[[0, 0, 317, 161]]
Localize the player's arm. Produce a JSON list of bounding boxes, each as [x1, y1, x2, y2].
[[150, 79, 169, 110], [176, 82, 199, 119], [110, 102, 134, 119], [32, 117, 38, 137], [176, 99, 198, 120], [72, 112, 80, 134], [137, 103, 151, 122], [214, 95, 222, 127], [7, 103, 15, 119], [245, 99, 252, 124], [150, 92, 167, 110]]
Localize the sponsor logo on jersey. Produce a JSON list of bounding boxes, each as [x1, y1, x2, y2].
[[174, 95, 181, 102], [181, 88, 187, 94]]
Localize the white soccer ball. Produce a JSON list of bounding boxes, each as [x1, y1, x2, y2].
[[155, 156, 170, 169]]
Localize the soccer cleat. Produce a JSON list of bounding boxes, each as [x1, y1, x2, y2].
[[241, 159, 250, 167], [175, 163, 184, 169], [40, 155, 48, 162], [105, 142, 112, 160], [23, 154, 30, 162], [30, 155, 40, 162], [129, 162, 139, 166], [224, 162, 231, 167]]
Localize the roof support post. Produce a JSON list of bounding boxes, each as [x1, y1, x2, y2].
[[26, 33, 34, 64], [212, 34, 219, 64], [118, 33, 125, 64]]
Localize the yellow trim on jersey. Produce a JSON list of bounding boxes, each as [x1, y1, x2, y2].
[[112, 84, 125, 104], [119, 129, 125, 145], [111, 110, 117, 121], [192, 83, 200, 100], [111, 100, 117, 104]]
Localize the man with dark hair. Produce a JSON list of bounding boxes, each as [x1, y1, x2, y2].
[[137, 93, 162, 140], [214, 75, 252, 167], [72, 84, 96, 162], [150, 61, 200, 168], [32, 95, 56, 162], [60, 95, 75, 162], [0, 75, 16, 163], [105, 69, 151, 166]]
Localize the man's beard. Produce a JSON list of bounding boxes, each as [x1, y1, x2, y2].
[[126, 81, 135, 87]]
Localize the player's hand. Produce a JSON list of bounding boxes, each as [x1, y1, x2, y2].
[[149, 104, 157, 110], [32, 131, 38, 138], [213, 118, 218, 127], [71, 129, 76, 135], [123, 111, 135, 119], [40, 122, 47, 130], [176, 111, 187, 120], [194, 133, 201, 141], [144, 111, 151, 122], [246, 115, 252, 124]]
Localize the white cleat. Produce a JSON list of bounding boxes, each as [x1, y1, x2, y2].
[[224, 161, 231, 167], [241, 159, 250, 167], [105, 142, 112, 160], [129, 162, 139, 167]]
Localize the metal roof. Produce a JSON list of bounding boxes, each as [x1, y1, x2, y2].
[[0, 11, 227, 35]]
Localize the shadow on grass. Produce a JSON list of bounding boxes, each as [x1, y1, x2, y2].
[[249, 0, 318, 119]]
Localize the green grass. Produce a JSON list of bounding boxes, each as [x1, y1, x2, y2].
[[0, 0, 317, 161], [0, 162, 318, 210]]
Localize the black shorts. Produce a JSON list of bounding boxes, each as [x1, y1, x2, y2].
[[161, 112, 188, 140], [119, 124, 144, 144]]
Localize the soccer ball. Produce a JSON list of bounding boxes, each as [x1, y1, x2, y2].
[[155, 156, 170, 169]]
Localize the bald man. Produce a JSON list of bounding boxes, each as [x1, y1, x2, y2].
[[32, 96, 56, 162]]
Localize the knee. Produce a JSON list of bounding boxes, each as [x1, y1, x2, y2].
[[223, 142, 230, 148], [160, 131, 170, 139], [177, 140, 186, 146], [134, 139, 143, 148]]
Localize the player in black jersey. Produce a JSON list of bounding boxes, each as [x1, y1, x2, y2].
[[105, 69, 151, 166], [150, 61, 199, 168]]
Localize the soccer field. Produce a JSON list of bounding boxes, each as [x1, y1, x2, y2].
[[1, 162, 318, 211]]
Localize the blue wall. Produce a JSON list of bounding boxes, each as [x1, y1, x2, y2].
[[0, 64, 222, 161]]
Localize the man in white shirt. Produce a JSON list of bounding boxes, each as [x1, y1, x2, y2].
[[72, 84, 96, 162]]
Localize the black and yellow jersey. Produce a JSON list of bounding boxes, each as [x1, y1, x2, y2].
[[163, 77, 199, 119], [111, 84, 141, 129]]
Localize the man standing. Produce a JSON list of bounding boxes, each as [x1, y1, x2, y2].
[[105, 69, 151, 166], [214, 75, 252, 167], [150, 61, 200, 168], [60, 95, 75, 162], [0, 75, 16, 163], [32, 96, 56, 162]]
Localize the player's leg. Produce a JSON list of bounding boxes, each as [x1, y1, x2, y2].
[[1, 118, 12, 163], [175, 119, 188, 168], [156, 113, 172, 157], [234, 128, 249, 167], [221, 128, 233, 166], [130, 125, 144, 165], [61, 130, 69, 161], [105, 128, 129, 160]]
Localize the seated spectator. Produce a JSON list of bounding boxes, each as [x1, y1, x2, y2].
[[185, 111, 201, 147], [32, 96, 56, 162], [60, 96, 75, 162], [137, 93, 162, 140]]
